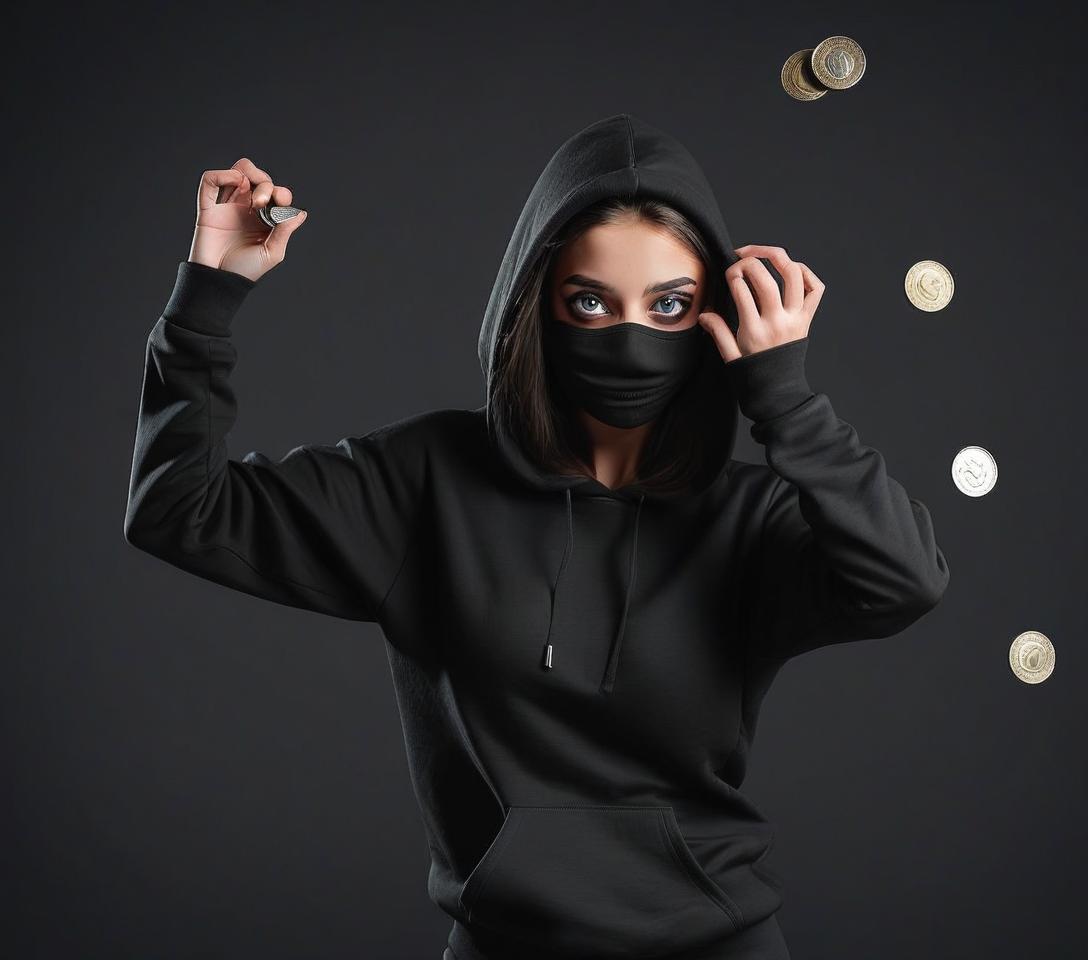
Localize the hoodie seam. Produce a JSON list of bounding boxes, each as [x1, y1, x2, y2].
[[374, 445, 432, 624], [374, 507, 420, 624], [548, 166, 640, 230], [623, 114, 640, 190], [761, 476, 785, 540]]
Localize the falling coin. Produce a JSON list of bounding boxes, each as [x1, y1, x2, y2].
[[810, 36, 867, 90], [258, 205, 303, 229], [1008, 630, 1055, 684], [781, 48, 828, 101], [905, 259, 955, 312], [951, 445, 998, 497]]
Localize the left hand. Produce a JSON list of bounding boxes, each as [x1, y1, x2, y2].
[[698, 244, 825, 363]]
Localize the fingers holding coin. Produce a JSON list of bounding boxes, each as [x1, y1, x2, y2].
[[221, 157, 291, 211], [209, 158, 300, 232], [201, 168, 250, 213]]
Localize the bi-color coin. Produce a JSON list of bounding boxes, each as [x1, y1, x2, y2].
[[810, 36, 867, 90]]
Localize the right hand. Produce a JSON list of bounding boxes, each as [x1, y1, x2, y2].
[[188, 157, 308, 282]]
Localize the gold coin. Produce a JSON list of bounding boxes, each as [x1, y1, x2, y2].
[[904, 259, 954, 311], [810, 36, 866, 90], [1009, 631, 1055, 684], [781, 48, 827, 101]]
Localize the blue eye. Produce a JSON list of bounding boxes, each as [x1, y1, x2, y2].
[[652, 295, 690, 318], [568, 294, 610, 317], [565, 291, 692, 322]]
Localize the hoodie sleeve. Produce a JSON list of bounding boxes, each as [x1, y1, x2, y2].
[[724, 335, 950, 661], [123, 260, 426, 624]]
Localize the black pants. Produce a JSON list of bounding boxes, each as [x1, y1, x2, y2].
[[443, 912, 791, 960]]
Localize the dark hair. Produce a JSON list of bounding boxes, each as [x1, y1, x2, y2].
[[490, 196, 731, 496]]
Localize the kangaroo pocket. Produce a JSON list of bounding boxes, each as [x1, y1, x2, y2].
[[457, 804, 741, 956]]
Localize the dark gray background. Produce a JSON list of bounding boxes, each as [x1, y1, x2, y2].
[[7, 0, 1086, 957]]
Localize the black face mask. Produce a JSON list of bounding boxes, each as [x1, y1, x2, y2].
[[541, 316, 708, 428]]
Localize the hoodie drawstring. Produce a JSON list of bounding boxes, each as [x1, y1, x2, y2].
[[540, 487, 574, 671], [540, 488, 646, 696]]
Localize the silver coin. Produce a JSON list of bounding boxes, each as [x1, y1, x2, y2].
[[258, 205, 302, 228], [951, 445, 997, 497], [1009, 630, 1055, 684]]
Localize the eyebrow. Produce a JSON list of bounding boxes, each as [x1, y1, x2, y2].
[[560, 274, 698, 296]]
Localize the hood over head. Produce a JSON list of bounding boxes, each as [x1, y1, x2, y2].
[[476, 113, 744, 694], [478, 112, 743, 504]]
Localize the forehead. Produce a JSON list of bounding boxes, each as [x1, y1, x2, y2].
[[552, 220, 703, 281]]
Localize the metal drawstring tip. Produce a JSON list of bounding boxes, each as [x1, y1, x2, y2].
[[542, 644, 553, 669]]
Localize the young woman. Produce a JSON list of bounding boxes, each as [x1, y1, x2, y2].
[[125, 113, 950, 960]]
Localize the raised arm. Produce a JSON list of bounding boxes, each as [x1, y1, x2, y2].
[[123, 158, 426, 624], [700, 244, 950, 662], [725, 335, 950, 660]]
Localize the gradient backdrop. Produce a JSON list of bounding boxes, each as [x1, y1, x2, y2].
[[6, 1, 1086, 957]]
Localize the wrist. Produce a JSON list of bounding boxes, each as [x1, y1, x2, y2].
[[163, 260, 256, 336], [723, 335, 814, 421]]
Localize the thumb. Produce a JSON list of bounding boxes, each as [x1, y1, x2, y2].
[[264, 209, 308, 261], [698, 310, 742, 363]]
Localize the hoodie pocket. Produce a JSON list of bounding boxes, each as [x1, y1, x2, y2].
[[458, 804, 741, 955]]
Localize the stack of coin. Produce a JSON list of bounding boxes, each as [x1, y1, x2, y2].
[[781, 36, 866, 101]]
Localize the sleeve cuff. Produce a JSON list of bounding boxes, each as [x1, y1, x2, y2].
[[161, 260, 257, 336], [723, 335, 814, 422]]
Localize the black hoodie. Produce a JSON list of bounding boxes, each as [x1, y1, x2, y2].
[[125, 113, 950, 959]]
